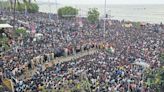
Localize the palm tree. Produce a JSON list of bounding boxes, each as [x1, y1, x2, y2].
[[13, 0, 16, 32], [9, 0, 35, 31], [7, 0, 12, 9]]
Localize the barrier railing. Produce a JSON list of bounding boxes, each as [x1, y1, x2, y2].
[[18, 48, 98, 80]]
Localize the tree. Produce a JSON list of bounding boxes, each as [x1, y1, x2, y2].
[[87, 8, 100, 23], [27, 3, 39, 13], [57, 6, 78, 18], [16, 3, 39, 13], [2, 1, 38, 13], [9, 0, 36, 31]]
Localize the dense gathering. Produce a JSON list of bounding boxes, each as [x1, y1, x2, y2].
[[0, 8, 164, 92]]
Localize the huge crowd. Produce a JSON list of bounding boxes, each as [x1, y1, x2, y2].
[[0, 9, 164, 92]]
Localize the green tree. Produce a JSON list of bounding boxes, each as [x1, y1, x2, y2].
[[16, 3, 39, 13], [27, 3, 39, 13], [57, 6, 78, 18], [87, 8, 100, 23], [8, 0, 36, 31], [2, 1, 38, 13]]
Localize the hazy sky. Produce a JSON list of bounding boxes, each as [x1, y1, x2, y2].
[[41, 0, 164, 5]]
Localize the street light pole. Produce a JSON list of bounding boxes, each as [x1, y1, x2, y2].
[[48, 0, 51, 20], [103, 0, 107, 38], [0, 0, 2, 10], [13, 0, 16, 31], [56, 0, 58, 21], [49, 0, 52, 13]]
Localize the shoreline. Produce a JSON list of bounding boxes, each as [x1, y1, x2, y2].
[[38, 4, 164, 24], [35, 11, 162, 25]]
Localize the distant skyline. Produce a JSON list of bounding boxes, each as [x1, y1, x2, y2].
[[38, 0, 164, 5]]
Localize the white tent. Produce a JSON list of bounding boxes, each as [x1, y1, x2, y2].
[[0, 24, 13, 28]]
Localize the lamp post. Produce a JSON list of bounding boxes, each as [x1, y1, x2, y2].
[[48, 0, 51, 20], [13, 0, 16, 31], [56, 0, 58, 21], [103, 0, 107, 38], [49, 0, 52, 13]]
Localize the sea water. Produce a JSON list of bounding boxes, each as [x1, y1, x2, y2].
[[39, 4, 164, 24]]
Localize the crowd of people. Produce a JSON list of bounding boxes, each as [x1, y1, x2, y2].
[[15, 51, 157, 92], [0, 9, 164, 92]]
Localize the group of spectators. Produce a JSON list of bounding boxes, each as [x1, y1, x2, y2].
[[0, 9, 164, 92]]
